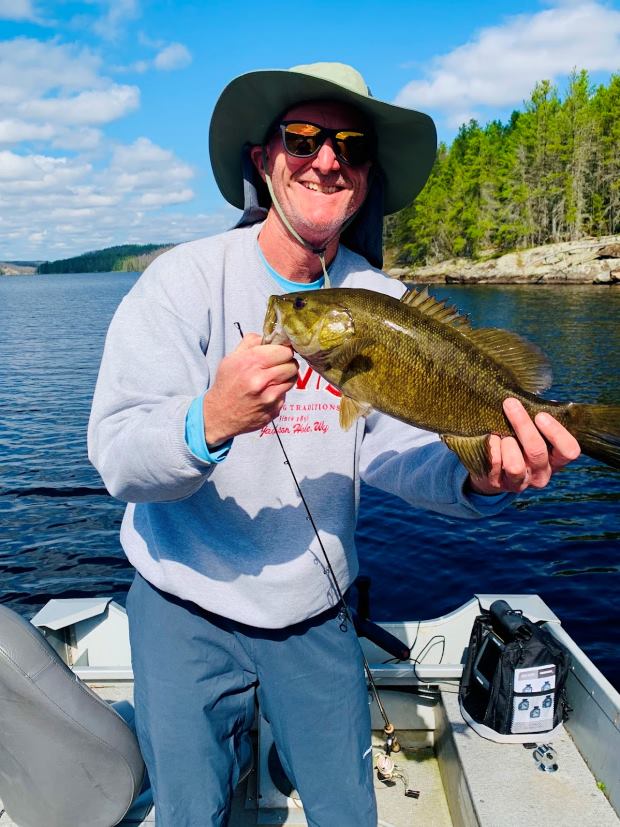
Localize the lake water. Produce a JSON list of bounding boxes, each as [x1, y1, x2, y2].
[[0, 273, 618, 689]]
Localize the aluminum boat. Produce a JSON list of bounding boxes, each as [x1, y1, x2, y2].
[[0, 593, 618, 826]]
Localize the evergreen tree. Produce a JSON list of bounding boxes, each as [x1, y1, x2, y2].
[[391, 70, 618, 266]]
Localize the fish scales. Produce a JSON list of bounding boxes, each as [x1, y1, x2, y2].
[[263, 287, 620, 476], [328, 289, 534, 436]]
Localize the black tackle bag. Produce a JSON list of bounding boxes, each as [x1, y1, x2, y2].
[[459, 600, 571, 743]]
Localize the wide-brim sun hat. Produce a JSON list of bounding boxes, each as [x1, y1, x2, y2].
[[209, 62, 437, 216]]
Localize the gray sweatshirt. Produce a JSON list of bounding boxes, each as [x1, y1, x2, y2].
[[88, 222, 510, 628]]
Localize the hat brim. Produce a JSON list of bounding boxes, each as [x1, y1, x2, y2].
[[209, 69, 437, 216]]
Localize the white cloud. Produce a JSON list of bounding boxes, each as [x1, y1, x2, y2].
[[395, 1, 620, 128], [153, 43, 192, 71], [108, 137, 194, 199], [2, 204, 235, 260], [0, 0, 38, 21], [137, 189, 194, 207], [21, 85, 139, 125], [113, 40, 192, 74], [92, 0, 140, 40], [0, 133, 203, 259], [110, 136, 180, 169], [0, 36, 212, 261], [0, 37, 103, 99], [125, 59, 149, 73], [0, 119, 55, 144], [0, 38, 139, 144], [50, 127, 103, 151]]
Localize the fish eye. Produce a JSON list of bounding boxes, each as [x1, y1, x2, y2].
[[293, 297, 306, 310]]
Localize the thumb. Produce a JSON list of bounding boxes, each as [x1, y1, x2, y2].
[[235, 332, 263, 351]]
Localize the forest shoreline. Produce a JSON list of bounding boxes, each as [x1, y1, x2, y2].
[[3, 234, 620, 284]]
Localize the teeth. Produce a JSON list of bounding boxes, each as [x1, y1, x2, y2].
[[302, 182, 339, 194]]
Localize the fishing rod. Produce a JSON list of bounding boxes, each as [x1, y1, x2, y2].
[[234, 321, 399, 752]]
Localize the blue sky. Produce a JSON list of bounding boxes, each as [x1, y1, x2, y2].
[[1, 0, 619, 261]]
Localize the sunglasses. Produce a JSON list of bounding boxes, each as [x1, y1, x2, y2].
[[279, 121, 373, 167]]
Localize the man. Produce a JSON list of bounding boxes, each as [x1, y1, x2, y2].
[[88, 63, 580, 826]]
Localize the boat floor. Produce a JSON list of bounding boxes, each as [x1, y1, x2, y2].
[[2, 698, 616, 827], [1, 672, 617, 825], [0, 728, 449, 827], [226, 730, 451, 827]]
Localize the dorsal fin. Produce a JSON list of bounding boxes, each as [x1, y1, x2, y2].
[[400, 287, 470, 330], [465, 328, 553, 393], [400, 287, 552, 394]]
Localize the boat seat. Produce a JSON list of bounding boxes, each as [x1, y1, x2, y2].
[[0, 603, 150, 827]]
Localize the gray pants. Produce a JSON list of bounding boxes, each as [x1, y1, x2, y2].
[[126, 573, 377, 826]]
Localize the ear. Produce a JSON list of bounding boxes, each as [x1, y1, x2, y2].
[[250, 145, 267, 182]]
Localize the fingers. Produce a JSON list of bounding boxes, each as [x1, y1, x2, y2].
[[498, 436, 532, 492], [262, 361, 299, 391], [237, 334, 296, 368], [468, 399, 581, 496], [257, 343, 297, 368], [534, 411, 581, 470], [469, 433, 530, 495], [236, 332, 263, 350], [254, 343, 298, 388], [503, 398, 550, 488], [477, 434, 503, 492]]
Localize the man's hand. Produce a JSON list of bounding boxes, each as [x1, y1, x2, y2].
[[202, 333, 298, 447], [468, 398, 581, 495]]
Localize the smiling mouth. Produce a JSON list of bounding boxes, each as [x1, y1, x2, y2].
[[300, 181, 344, 194]]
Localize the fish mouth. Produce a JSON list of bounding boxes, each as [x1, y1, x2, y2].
[[262, 296, 289, 345]]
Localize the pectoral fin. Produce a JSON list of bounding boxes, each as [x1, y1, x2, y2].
[[339, 395, 373, 431], [308, 337, 373, 374], [441, 433, 492, 478]]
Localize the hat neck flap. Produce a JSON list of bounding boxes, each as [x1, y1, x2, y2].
[[233, 145, 269, 229]]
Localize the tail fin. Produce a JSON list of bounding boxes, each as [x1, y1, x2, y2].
[[566, 404, 620, 469]]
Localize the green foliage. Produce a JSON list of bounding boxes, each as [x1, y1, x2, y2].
[[391, 71, 620, 265], [37, 244, 172, 274]]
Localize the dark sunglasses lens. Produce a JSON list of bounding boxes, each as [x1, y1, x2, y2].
[[283, 124, 322, 157], [335, 131, 370, 165], [282, 123, 371, 165]]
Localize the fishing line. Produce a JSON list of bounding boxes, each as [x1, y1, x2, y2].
[[233, 320, 393, 732]]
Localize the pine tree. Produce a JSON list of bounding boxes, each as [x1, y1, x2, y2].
[[390, 70, 618, 266]]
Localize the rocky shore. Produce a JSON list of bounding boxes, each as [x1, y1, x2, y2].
[[388, 235, 620, 285], [0, 263, 37, 276]]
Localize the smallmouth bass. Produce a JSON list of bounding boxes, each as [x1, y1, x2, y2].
[[263, 287, 620, 477]]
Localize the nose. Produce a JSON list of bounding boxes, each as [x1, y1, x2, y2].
[[311, 138, 341, 174]]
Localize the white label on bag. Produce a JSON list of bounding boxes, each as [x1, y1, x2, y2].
[[513, 664, 556, 694], [511, 693, 555, 733], [511, 664, 557, 733]]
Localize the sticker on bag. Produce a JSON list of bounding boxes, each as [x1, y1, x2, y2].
[[511, 664, 556, 734], [513, 664, 556, 694]]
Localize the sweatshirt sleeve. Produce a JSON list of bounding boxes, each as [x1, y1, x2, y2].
[[88, 282, 217, 504], [359, 411, 514, 519]]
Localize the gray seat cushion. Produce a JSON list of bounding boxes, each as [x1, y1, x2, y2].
[[0, 603, 145, 827]]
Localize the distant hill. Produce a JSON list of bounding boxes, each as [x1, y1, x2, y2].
[[36, 244, 175, 274]]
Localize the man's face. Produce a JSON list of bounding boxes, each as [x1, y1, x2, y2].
[[252, 101, 372, 244]]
